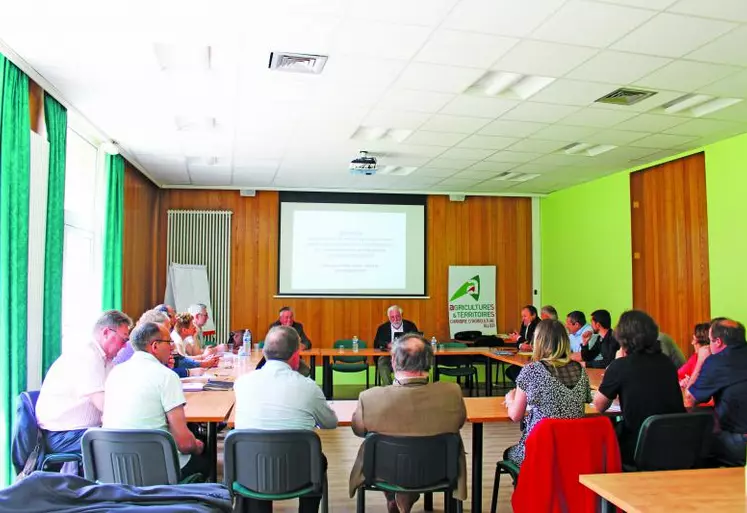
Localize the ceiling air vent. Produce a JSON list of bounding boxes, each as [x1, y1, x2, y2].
[[595, 87, 657, 106], [269, 52, 328, 74]]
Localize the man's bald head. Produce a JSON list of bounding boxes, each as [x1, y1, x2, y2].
[[710, 318, 746, 349], [391, 333, 432, 373], [264, 325, 300, 361]]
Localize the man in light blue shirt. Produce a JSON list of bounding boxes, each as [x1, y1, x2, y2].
[[234, 326, 337, 513], [566, 310, 593, 353]]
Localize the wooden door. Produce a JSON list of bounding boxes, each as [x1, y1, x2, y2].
[[630, 152, 710, 356]]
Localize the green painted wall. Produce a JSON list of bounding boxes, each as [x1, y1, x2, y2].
[[705, 133, 747, 321], [541, 131, 747, 326], [540, 171, 633, 323]]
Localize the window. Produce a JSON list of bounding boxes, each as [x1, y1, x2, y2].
[[61, 128, 102, 350]]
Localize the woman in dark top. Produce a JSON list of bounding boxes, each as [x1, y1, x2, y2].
[[593, 310, 685, 465]]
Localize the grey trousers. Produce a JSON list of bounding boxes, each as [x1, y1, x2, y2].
[[377, 356, 393, 386]]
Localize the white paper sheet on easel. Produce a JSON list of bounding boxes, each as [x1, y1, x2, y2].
[[165, 263, 216, 333]]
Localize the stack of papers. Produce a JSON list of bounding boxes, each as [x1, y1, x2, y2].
[[182, 382, 205, 392]]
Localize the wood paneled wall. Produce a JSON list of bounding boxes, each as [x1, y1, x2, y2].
[[122, 163, 161, 318], [150, 190, 533, 347], [630, 152, 710, 357]]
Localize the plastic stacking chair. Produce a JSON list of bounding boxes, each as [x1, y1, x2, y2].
[[81, 428, 203, 485], [355, 433, 463, 513], [224, 430, 328, 513], [627, 412, 714, 471], [11, 391, 83, 475], [332, 339, 370, 389], [436, 342, 480, 396]]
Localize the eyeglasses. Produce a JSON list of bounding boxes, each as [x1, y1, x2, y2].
[[153, 339, 172, 345]]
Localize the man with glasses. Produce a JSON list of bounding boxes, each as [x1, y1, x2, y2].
[[37, 310, 133, 460], [104, 321, 208, 480]]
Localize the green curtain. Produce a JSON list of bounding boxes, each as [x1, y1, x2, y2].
[[0, 54, 30, 485], [102, 153, 124, 311], [42, 94, 67, 378]]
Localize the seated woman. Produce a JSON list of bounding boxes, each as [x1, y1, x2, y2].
[[678, 322, 711, 388], [504, 319, 592, 466], [593, 310, 685, 465], [172, 313, 218, 363]]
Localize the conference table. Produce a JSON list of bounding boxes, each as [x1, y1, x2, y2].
[[580, 467, 746, 512]]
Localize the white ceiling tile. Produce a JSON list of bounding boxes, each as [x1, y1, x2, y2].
[[394, 63, 486, 94], [487, 151, 543, 163], [404, 131, 467, 146], [532, 1, 655, 48], [394, 176, 444, 188], [561, 107, 641, 127], [452, 169, 506, 180], [426, 157, 479, 169], [414, 167, 462, 178], [231, 157, 280, 173], [501, 102, 579, 123], [636, 60, 742, 91], [612, 13, 736, 57], [420, 115, 491, 134], [630, 133, 698, 148], [668, 0, 747, 23], [457, 134, 519, 150], [439, 147, 496, 160], [363, 110, 431, 130], [347, 0, 460, 26], [613, 113, 689, 131], [532, 153, 600, 167], [510, 163, 555, 174], [466, 161, 519, 172], [382, 155, 432, 167], [506, 138, 567, 153], [440, 96, 519, 118], [567, 51, 671, 84], [532, 124, 599, 142], [436, 177, 482, 187], [377, 89, 456, 113], [491, 40, 598, 77], [599, 0, 677, 8], [334, 22, 432, 60], [698, 70, 747, 98], [321, 55, 409, 89], [478, 119, 548, 137], [232, 171, 276, 187], [149, 168, 191, 184], [663, 118, 745, 137], [585, 129, 652, 145], [415, 29, 518, 68], [528, 79, 618, 106], [443, 0, 567, 37], [686, 26, 747, 67]]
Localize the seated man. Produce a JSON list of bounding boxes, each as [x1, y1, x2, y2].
[[234, 326, 337, 513], [687, 319, 747, 466], [540, 305, 558, 321], [113, 309, 171, 365], [580, 309, 620, 368], [566, 310, 592, 354], [349, 334, 467, 513], [373, 305, 418, 386], [103, 322, 208, 480], [505, 305, 539, 382], [267, 306, 312, 377], [36, 310, 132, 458]]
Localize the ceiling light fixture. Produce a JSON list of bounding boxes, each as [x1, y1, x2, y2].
[[351, 126, 413, 143], [561, 142, 617, 157], [691, 98, 742, 118], [660, 94, 742, 118], [662, 94, 712, 114], [474, 71, 555, 100], [493, 172, 540, 182]]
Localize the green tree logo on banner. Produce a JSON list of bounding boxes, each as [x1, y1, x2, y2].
[[450, 275, 480, 302]]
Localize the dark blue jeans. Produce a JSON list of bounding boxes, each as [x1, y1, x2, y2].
[[710, 430, 746, 466], [44, 428, 86, 474]]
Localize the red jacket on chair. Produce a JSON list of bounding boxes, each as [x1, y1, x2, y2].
[[512, 416, 622, 513]]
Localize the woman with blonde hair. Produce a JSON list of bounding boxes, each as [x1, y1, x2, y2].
[[172, 312, 217, 360], [503, 319, 592, 465]]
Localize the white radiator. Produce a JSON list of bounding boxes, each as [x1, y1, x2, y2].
[[166, 210, 232, 345]]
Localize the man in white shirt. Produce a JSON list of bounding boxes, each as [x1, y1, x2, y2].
[[187, 303, 210, 351], [36, 310, 132, 456], [234, 325, 337, 513], [103, 321, 207, 480]]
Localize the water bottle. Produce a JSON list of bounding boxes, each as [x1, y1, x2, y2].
[[242, 330, 252, 355], [431, 336, 438, 353], [352, 336, 359, 353]]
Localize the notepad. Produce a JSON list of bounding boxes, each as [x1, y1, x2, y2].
[[182, 382, 205, 392]]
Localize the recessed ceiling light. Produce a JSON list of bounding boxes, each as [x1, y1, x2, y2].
[[351, 126, 412, 143], [493, 172, 540, 182], [269, 52, 329, 74], [471, 71, 555, 100], [561, 142, 617, 156], [659, 94, 742, 118], [691, 98, 742, 118], [154, 44, 211, 71], [662, 94, 712, 114], [379, 166, 417, 176]]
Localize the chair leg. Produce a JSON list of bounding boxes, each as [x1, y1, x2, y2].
[[491, 465, 501, 513], [475, 374, 480, 397], [366, 368, 370, 389], [356, 489, 365, 513], [321, 474, 329, 513], [424, 492, 433, 511], [455, 498, 463, 513], [444, 490, 453, 513]]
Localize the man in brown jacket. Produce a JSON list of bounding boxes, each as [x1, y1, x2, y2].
[[349, 334, 467, 513]]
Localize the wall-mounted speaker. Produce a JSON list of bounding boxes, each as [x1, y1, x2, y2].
[[449, 194, 466, 202], [240, 189, 257, 197]]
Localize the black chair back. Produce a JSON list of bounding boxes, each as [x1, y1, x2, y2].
[[453, 331, 482, 343], [81, 428, 181, 485], [224, 429, 324, 496], [474, 335, 505, 347], [362, 433, 460, 491], [634, 412, 714, 471]]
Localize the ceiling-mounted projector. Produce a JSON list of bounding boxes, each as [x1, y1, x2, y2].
[[349, 151, 377, 175]]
